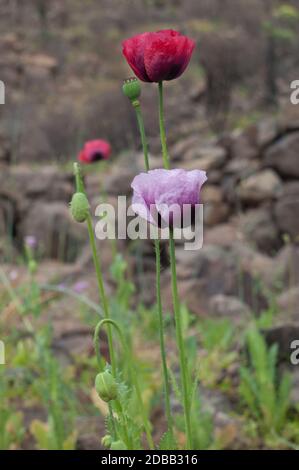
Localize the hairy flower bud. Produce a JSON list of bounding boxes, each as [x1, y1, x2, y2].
[[122, 77, 141, 106], [95, 371, 118, 402], [110, 440, 127, 450], [70, 192, 90, 223]]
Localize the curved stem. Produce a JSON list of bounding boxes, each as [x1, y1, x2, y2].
[[86, 215, 116, 375], [73, 163, 116, 374], [168, 228, 192, 449], [94, 319, 154, 449], [158, 81, 170, 170]]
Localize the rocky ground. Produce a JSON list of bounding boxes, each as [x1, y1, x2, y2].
[[1, 104, 299, 439]]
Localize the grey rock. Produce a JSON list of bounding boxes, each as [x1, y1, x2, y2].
[[240, 208, 281, 253], [209, 294, 251, 324], [238, 169, 283, 204], [20, 202, 86, 261], [274, 245, 299, 288], [275, 182, 299, 240], [264, 132, 299, 178], [184, 145, 227, 170], [277, 287, 299, 319], [201, 185, 230, 226], [263, 324, 299, 362]]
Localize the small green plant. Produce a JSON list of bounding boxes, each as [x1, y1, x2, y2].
[[197, 318, 237, 389], [30, 328, 77, 450], [0, 372, 25, 450], [239, 326, 292, 437]]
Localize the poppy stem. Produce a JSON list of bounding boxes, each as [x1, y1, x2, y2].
[[158, 81, 170, 170], [134, 104, 150, 172], [86, 214, 116, 376], [73, 163, 116, 376], [154, 239, 174, 436], [132, 100, 174, 439], [168, 228, 192, 450], [108, 402, 117, 440]]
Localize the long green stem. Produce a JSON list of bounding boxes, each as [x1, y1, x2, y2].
[[86, 214, 116, 375], [108, 402, 117, 440], [135, 104, 149, 172], [157, 81, 193, 448], [133, 102, 173, 436], [158, 81, 170, 170], [74, 164, 133, 446], [168, 229, 192, 449], [154, 239, 173, 434], [74, 164, 116, 374]]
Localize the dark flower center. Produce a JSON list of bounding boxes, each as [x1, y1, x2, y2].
[[91, 152, 104, 162]]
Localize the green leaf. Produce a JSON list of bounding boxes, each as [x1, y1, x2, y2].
[[30, 420, 50, 450]]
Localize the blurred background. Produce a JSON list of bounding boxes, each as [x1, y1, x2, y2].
[[1, 0, 299, 450]]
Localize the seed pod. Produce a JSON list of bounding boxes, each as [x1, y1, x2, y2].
[[122, 77, 141, 106], [70, 192, 90, 223], [110, 440, 127, 450], [95, 371, 118, 402]]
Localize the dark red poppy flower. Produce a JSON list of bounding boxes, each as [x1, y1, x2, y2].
[[78, 140, 111, 164], [122, 29, 195, 83]]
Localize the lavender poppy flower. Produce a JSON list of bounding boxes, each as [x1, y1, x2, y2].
[[131, 169, 207, 228]]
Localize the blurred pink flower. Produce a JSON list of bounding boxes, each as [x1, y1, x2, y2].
[[72, 280, 89, 293], [78, 140, 111, 164], [9, 270, 19, 281]]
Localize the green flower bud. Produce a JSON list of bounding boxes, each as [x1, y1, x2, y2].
[[70, 192, 90, 223], [28, 259, 37, 275], [101, 434, 112, 448], [122, 77, 141, 106], [95, 371, 118, 402], [110, 440, 127, 450]]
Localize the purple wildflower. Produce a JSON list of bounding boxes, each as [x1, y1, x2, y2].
[[9, 270, 19, 281], [72, 280, 89, 294], [24, 235, 37, 249]]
